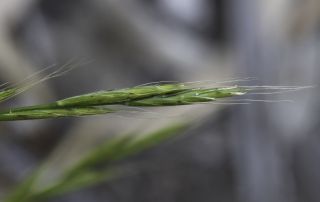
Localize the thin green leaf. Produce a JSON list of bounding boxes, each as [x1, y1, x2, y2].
[[4, 169, 41, 202], [29, 170, 117, 202]]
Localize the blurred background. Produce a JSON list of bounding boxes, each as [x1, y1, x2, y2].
[[0, 0, 319, 201]]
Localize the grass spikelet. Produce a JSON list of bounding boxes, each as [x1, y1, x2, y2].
[[0, 88, 20, 103], [126, 86, 246, 106], [0, 74, 312, 121], [0, 84, 246, 121], [55, 83, 189, 107]]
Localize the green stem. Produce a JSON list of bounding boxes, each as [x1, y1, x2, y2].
[[0, 107, 114, 121]]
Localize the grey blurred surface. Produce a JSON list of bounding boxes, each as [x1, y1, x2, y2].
[[0, 0, 319, 201]]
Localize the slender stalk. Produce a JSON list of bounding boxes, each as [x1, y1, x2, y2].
[[0, 107, 115, 121]]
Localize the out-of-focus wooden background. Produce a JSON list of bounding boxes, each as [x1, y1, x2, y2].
[[0, 0, 319, 201]]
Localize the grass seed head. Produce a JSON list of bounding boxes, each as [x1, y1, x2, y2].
[[127, 86, 247, 106], [56, 84, 189, 107]]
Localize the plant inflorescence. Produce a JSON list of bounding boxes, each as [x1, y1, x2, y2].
[[0, 63, 311, 202], [0, 81, 247, 121]]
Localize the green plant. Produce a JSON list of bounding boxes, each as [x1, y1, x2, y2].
[[0, 65, 309, 202]]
